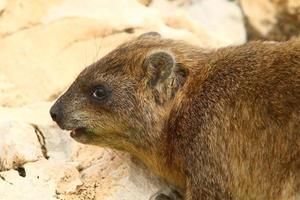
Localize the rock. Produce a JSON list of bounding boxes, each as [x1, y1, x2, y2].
[[0, 0, 63, 37], [239, 0, 300, 41], [186, 0, 246, 45], [150, 0, 246, 46], [0, 101, 90, 163], [43, 0, 163, 28], [0, 74, 25, 108], [0, 0, 6, 12], [0, 159, 82, 200], [138, 0, 152, 6], [0, 102, 77, 168], [0, 18, 134, 107], [0, 121, 43, 171], [59, 153, 169, 200]]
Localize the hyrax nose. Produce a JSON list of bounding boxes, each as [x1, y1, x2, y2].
[[50, 102, 62, 123], [50, 109, 57, 121]]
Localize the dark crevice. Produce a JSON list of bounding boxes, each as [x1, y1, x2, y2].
[[0, 23, 41, 38], [0, 174, 13, 185], [0, 9, 4, 17], [15, 166, 26, 177], [123, 27, 135, 34], [31, 124, 49, 160]]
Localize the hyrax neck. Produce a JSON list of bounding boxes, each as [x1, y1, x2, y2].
[[129, 131, 185, 190], [124, 105, 186, 190]]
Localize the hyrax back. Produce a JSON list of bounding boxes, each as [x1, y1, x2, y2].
[[50, 33, 300, 200], [168, 39, 300, 200]]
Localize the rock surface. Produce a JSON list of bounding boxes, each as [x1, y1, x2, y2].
[[151, 0, 246, 45], [0, 0, 248, 199], [239, 0, 300, 41]]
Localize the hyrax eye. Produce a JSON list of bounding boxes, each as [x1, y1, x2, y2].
[[92, 86, 107, 101]]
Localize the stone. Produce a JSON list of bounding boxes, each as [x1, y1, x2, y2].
[[0, 121, 43, 171], [0, 0, 63, 36], [150, 0, 246, 46], [138, 0, 152, 6], [0, 159, 82, 200], [239, 0, 300, 41], [0, 18, 134, 107]]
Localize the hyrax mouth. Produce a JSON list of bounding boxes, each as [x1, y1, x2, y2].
[[70, 127, 86, 138]]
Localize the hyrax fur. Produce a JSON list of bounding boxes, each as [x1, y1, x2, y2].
[[50, 33, 300, 200]]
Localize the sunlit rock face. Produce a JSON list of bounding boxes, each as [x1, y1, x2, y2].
[[239, 0, 300, 41]]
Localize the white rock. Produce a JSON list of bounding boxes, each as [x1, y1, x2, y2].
[[0, 0, 6, 12], [239, 0, 277, 36], [0, 0, 63, 36], [44, 0, 164, 29], [239, 0, 300, 40], [0, 102, 79, 161], [0, 159, 82, 200], [151, 0, 246, 46], [0, 121, 43, 171], [187, 0, 246, 45]]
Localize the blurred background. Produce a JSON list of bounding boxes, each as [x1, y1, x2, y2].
[[0, 0, 299, 199]]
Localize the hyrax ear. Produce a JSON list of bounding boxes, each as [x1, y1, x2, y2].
[[144, 51, 188, 102], [146, 51, 174, 86], [138, 32, 161, 39]]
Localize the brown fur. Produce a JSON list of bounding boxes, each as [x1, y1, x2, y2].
[[50, 34, 300, 200]]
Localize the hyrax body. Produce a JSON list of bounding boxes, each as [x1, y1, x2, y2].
[[50, 33, 300, 200]]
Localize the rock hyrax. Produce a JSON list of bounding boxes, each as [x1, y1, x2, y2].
[[50, 32, 300, 200]]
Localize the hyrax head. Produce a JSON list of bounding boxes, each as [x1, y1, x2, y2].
[[50, 32, 189, 149]]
